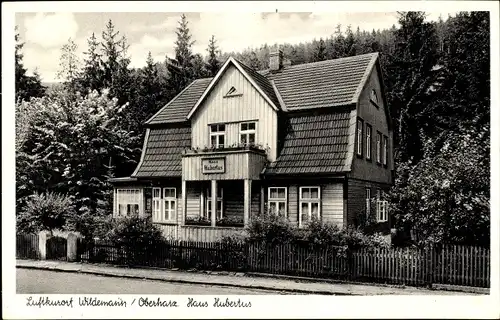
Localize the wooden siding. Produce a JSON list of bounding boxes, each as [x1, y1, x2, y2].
[[182, 150, 267, 181], [322, 183, 344, 226], [347, 178, 391, 234], [351, 66, 393, 184], [190, 64, 278, 161], [159, 225, 246, 242], [185, 183, 201, 219], [224, 181, 244, 219]]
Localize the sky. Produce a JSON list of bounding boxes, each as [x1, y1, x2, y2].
[[15, 11, 459, 83]]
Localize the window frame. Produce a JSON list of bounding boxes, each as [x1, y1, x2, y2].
[[356, 118, 364, 157], [116, 188, 142, 217], [365, 187, 371, 218], [209, 124, 226, 148], [376, 131, 382, 164], [163, 187, 177, 222], [152, 187, 162, 222], [206, 185, 224, 220], [239, 121, 256, 146], [376, 190, 388, 222], [383, 135, 388, 167], [267, 187, 287, 217], [370, 89, 379, 106], [366, 123, 372, 160], [299, 186, 321, 227]]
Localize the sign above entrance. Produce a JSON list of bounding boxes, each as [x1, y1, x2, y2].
[[202, 158, 226, 174]]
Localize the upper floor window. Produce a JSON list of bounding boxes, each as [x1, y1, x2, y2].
[[268, 187, 287, 216], [299, 187, 321, 227], [357, 119, 363, 157], [376, 132, 382, 163], [240, 122, 256, 145], [210, 124, 225, 148], [366, 124, 372, 160], [370, 89, 379, 105], [383, 136, 388, 166], [116, 189, 141, 217]]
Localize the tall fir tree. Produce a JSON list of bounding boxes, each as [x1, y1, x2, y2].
[[101, 19, 121, 90], [205, 35, 221, 77], [385, 11, 440, 165], [313, 38, 327, 62], [56, 38, 81, 93], [79, 32, 103, 93], [344, 26, 357, 56], [333, 24, 346, 58], [166, 14, 195, 95]]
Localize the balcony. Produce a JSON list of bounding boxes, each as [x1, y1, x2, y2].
[[181, 144, 268, 181]]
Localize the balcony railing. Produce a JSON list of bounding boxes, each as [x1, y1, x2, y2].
[[182, 143, 268, 155]]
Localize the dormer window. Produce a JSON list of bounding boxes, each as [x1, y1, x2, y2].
[[210, 124, 226, 148], [240, 122, 256, 145], [370, 89, 379, 105]]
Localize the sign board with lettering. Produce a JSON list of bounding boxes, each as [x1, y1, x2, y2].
[[202, 158, 226, 174]]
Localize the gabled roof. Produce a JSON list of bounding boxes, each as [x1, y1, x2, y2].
[[263, 53, 378, 111], [145, 78, 213, 125], [145, 53, 379, 125], [186, 57, 281, 119], [131, 126, 191, 178], [264, 111, 351, 176]]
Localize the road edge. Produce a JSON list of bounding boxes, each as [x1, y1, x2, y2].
[[16, 265, 351, 295]]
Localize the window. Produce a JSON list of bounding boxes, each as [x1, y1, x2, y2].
[[357, 119, 363, 156], [153, 188, 162, 222], [116, 189, 141, 217], [268, 187, 287, 216], [240, 122, 256, 145], [151, 188, 176, 223], [299, 187, 321, 227], [383, 136, 388, 166], [163, 188, 177, 221], [376, 190, 389, 222], [370, 89, 379, 104], [206, 186, 223, 219], [365, 187, 371, 217], [376, 132, 382, 163], [210, 124, 226, 148], [366, 124, 372, 160]]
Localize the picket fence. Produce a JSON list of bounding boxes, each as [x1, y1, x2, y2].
[[74, 239, 490, 288]]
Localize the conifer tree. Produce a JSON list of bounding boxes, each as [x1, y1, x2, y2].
[[167, 14, 195, 94], [79, 32, 103, 93], [205, 35, 221, 77], [312, 38, 327, 62]]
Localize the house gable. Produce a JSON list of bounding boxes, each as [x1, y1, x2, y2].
[[190, 62, 279, 161]]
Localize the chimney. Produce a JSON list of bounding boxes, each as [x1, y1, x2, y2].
[[269, 45, 283, 71]]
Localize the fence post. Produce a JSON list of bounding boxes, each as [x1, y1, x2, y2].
[[67, 233, 78, 262], [38, 230, 51, 260]]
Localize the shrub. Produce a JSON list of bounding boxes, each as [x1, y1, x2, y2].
[[216, 216, 244, 227], [106, 216, 165, 245], [185, 216, 211, 226], [65, 209, 114, 240], [16, 192, 75, 233], [246, 213, 294, 244], [297, 216, 343, 246]]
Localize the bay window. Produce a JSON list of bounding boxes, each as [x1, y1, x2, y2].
[[268, 187, 287, 216], [210, 124, 226, 148], [116, 189, 141, 217], [299, 187, 321, 227], [240, 122, 256, 145]]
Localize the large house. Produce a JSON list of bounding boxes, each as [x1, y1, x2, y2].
[[110, 48, 394, 241]]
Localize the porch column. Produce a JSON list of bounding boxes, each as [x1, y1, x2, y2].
[[211, 180, 217, 227], [181, 179, 187, 225], [244, 179, 252, 226]]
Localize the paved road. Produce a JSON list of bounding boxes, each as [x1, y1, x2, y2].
[[17, 269, 289, 295]]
